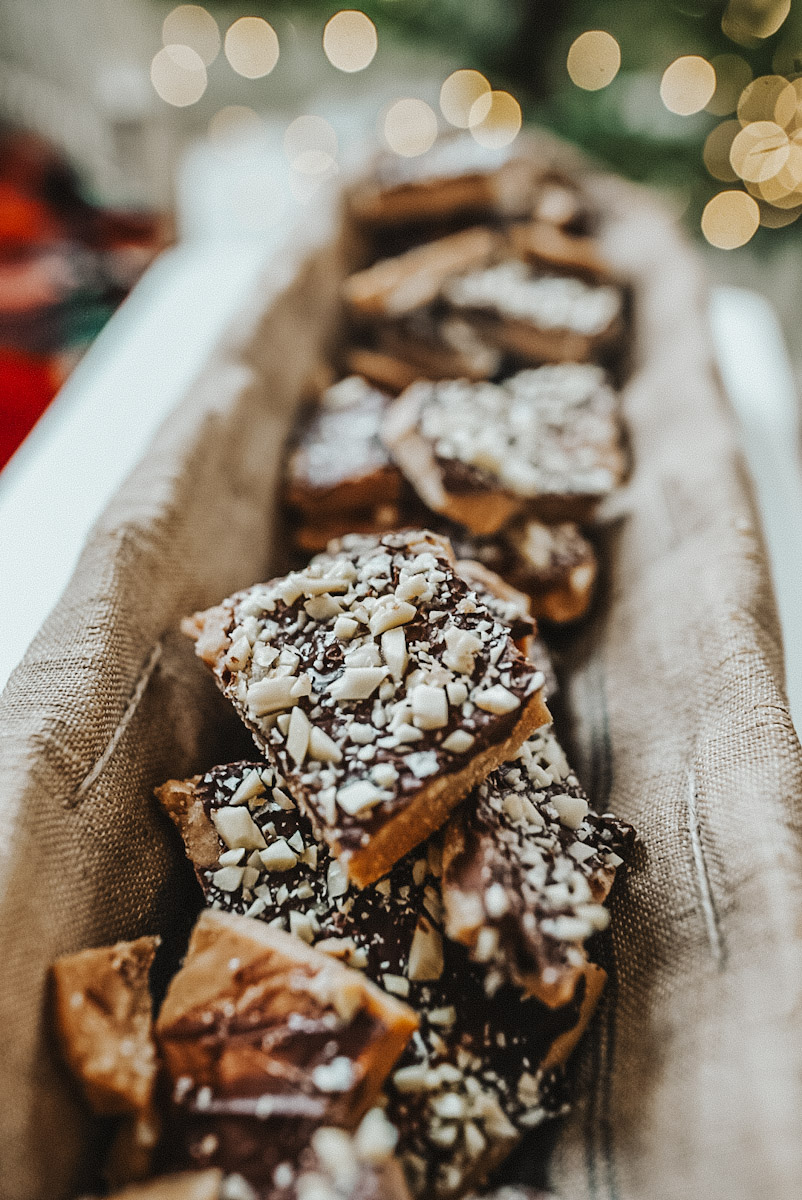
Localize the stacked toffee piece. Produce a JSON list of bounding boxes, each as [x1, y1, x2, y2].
[[52, 139, 635, 1200]]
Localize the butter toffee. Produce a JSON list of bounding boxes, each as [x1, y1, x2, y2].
[[184, 530, 550, 887]]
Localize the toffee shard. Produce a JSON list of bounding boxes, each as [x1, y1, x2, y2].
[[284, 376, 405, 555], [382, 367, 626, 534], [441, 725, 635, 1007], [182, 529, 549, 886], [155, 911, 417, 1188], [348, 137, 537, 228], [450, 520, 598, 626], [52, 935, 160, 1117]]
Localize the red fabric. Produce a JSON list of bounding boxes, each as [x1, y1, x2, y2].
[[0, 347, 59, 469]]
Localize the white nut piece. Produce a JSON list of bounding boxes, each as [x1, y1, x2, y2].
[[371, 761, 398, 788], [407, 917, 444, 981], [442, 729, 475, 754], [329, 667, 388, 701], [289, 909, 316, 944], [309, 726, 343, 763], [259, 839, 298, 871], [442, 625, 483, 675], [302, 574, 351, 596], [333, 615, 359, 640], [395, 572, 428, 601], [446, 679, 469, 706], [229, 768, 265, 806], [246, 676, 298, 716], [286, 706, 311, 767], [224, 634, 251, 671], [211, 806, 267, 851], [211, 865, 245, 892], [381, 627, 408, 681], [410, 684, 449, 731], [474, 684, 521, 714], [354, 1106, 399, 1164], [392, 1063, 433, 1093], [484, 882, 510, 919], [368, 597, 417, 636], [336, 779, 386, 816], [382, 973, 411, 998], [304, 594, 342, 621], [552, 792, 589, 829], [326, 857, 350, 898]]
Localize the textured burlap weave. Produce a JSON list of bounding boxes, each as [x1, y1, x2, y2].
[[2, 147, 802, 1200]]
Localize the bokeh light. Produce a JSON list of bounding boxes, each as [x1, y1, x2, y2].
[[283, 115, 338, 175], [162, 5, 220, 66], [737, 74, 795, 124], [722, 0, 791, 44], [383, 98, 438, 157], [440, 70, 491, 129], [706, 54, 753, 116], [730, 120, 789, 182], [224, 17, 279, 79], [756, 200, 802, 227], [468, 90, 522, 148], [701, 189, 760, 247], [209, 106, 263, 147], [150, 44, 207, 107], [742, 129, 802, 204], [566, 31, 621, 92], [323, 11, 378, 73], [660, 56, 716, 116], [704, 120, 742, 181]]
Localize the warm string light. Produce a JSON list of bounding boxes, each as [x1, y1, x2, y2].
[[660, 56, 716, 116], [566, 31, 621, 91], [702, 190, 760, 247], [704, 120, 742, 182], [150, 44, 207, 107], [323, 10, 378, 72], [440, 70, 491, 128], [703, 68, 802, 238], [162, 5, 220, 66], [706, 54, 753, 116], [722, 0, 791, 45], [469, 91, 522, 148], [224, 17, 279, 79]]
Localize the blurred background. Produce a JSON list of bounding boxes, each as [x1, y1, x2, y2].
[[2, 0, 802, 464]]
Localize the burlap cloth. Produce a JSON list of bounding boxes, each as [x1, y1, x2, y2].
[[2, 144, 802, 1200]]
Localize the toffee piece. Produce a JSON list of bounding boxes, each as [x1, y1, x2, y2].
[[452, 521, 598, 625], [157, 762, 605, 1198], [284, 376, 402, 519], [382, 368, 626, 534], [342, 227, 498, 320], [182, 529, 550, 886], [52, 935, 160, 1117], [349, 139, 536, 229], [155, 911, 417, 1187], [343, 348, 422, 397], [507, 220, 613, 283], [441, 725, 634, 1006], [371, 313, 501, 383], [442, 260, 624, 366]]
